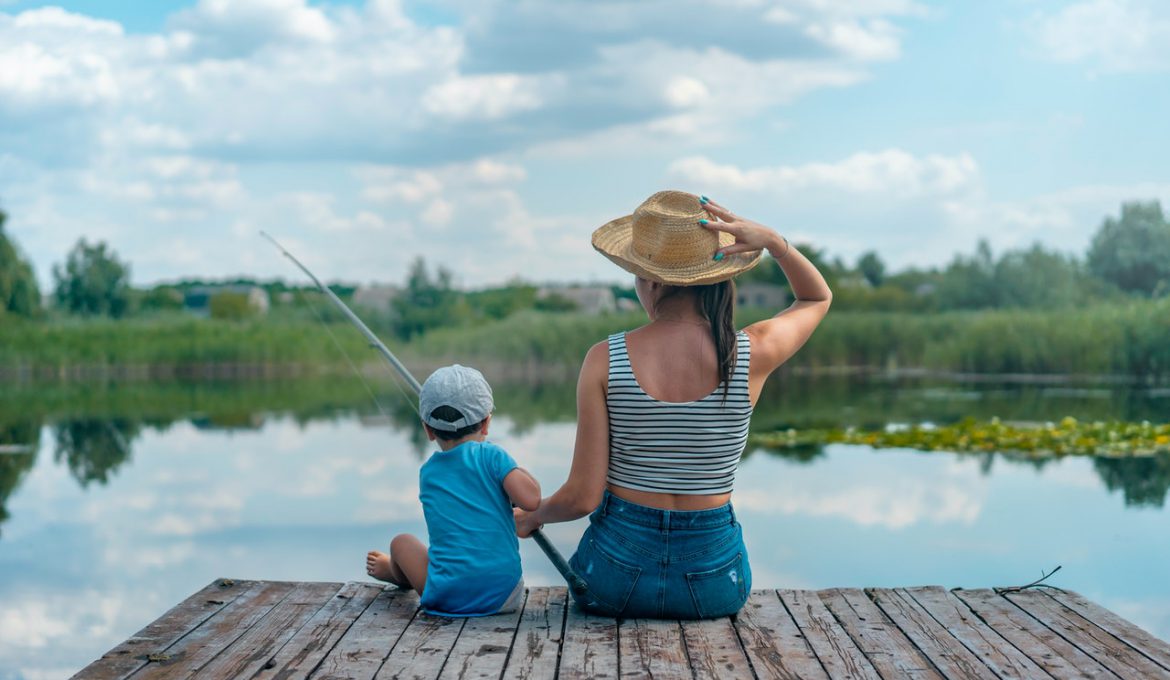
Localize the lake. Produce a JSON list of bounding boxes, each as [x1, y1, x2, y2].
[[1, 375, 1168, 679]]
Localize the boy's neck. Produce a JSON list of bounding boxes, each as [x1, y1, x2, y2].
[[435, 433, 487, 452]]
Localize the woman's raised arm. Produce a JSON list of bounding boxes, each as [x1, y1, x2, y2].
[[701, 199, 832, 399], [515, 340, 611, 537]]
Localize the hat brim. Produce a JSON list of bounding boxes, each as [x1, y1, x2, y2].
[[592, 214, 764, 286]]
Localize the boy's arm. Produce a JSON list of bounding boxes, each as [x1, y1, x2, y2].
[[503, 467, 541, 511]]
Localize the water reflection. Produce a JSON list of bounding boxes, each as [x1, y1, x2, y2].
[[1, 375, 1169, 537]]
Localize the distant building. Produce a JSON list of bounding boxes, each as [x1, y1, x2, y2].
[[736, 283, 790, 309], [538, 286, 617, 315], [183, 285, 270, 316], [353, 285, 399, 312]]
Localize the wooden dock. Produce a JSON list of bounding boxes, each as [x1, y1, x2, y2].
[[75, 579, 1170, 679]]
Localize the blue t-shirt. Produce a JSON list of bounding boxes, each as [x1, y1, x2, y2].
[[418, 440, 521, 616]]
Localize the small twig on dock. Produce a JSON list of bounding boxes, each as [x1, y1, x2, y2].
[[993, 565, 1063, 594]]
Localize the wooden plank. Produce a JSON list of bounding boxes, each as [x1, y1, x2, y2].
[[903, 587, 1051, 680], [437, 597, 526, 679], [818, 588, 942, 679], [1043, 589, 1170, 672], [951, 589, 1113, 679], [779, 589, 879, 680], [256, 581, 383, 679], [373, 611, 466, 679], [681, 616, 754, 680], [73, 579, 256, 680], [558, 603, 619, 680], [618, 619, 690, 679], [134, 580, 301, 679], [1004, 589, 1170, 679], [867, 588, 998, 679], [310, 588, 419, 680], [734, 589, 828, 680], [182, 582, 344, 678], [500, 587, 568, 680]]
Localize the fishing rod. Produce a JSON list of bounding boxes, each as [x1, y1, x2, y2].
[[261, 232, 588, 599]]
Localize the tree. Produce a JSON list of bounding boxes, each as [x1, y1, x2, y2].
[[993, 243, 1085, 309], [391, 257, 466, 340], [934, 239, 997, 310], [209, 291, 255, 320], [0, 208, 41, 317], [53, 239, 132, 317], [856, 251, 886, 287], [1087, 201, 1170, 296]]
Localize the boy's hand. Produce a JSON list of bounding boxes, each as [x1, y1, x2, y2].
[[513, 507, 543, 538]]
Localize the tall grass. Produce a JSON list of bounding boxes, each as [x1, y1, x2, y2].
[[2, 299, 1169, 380]]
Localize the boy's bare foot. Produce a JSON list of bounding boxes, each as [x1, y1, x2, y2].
[[366, 550, 409, 588]]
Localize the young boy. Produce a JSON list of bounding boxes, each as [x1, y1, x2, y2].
[[366, 364, 541, 616]]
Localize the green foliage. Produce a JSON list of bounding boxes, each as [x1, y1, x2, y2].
[[391, 257, 465, 340], [465, 284, 538, 320], [1087, 201, 1170, 296], [753, 416, 1170, 457], [209, 291, 256, 321], [533, 292, 579, 312], [0, 209, 42, 318], [138, 286, 184, 313], [53, 239, 132, 318]]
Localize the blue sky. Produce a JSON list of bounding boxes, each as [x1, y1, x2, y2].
[[1, 0, 1168, 288]]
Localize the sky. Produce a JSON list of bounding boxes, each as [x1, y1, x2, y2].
[[1, 0, 1169, 289]]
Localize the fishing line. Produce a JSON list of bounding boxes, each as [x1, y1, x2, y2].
[[261, 231, 589, 598], [296, 287, 401, 421]]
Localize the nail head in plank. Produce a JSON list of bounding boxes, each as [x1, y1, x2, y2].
[[819, 588, 942, 680], [778, 589, 880, 680], [902, 587, 1050, 680], [681, 616, 754, 680], [255, 581, 383, 680], [310, 587, 419, 680], [618, 618, 691, 680], [558, 604, 619, 680], [501, 587, 568, 680], [734, 589, 828, 680], [951, 589, 1113, 679], [72, 579, 256, 680], [1004, 589, 1169, 679]]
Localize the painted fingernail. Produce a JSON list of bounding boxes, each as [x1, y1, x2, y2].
[[713, 252, 725, 261], [699, 219, 709, 226], [700, 195, 710, 204]]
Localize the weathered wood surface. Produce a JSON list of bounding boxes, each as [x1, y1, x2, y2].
[[74, 581, 1170, 679]]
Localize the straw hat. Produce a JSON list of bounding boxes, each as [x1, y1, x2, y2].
[[591, 190, 763, 286]]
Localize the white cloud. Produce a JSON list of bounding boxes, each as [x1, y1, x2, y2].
[[422, 74, 547, 121], [669, 150, 1170, 269], [1031, 0, 1170, 72], [670, 149, 979, 197]]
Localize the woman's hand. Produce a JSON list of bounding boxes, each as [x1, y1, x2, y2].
[[700, 198, 785, 258], [514, 507, 544, 538]]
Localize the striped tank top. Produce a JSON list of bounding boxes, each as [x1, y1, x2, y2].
[[605, 331, 753, 495]]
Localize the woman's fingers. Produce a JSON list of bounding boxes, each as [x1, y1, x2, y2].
[[718, 243, 763, 257], [701, 199, 735, 221], [700, 217, 743, 236]]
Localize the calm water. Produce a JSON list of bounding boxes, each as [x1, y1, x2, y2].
[[1, 377, 1168, 678]]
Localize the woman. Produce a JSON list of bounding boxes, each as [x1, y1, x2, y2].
[[514, 190, 831, 619]]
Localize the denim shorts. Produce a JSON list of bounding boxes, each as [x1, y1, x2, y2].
[[568, 491, 751, 619]]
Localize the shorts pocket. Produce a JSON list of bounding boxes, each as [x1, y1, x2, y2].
[[686, 553, 747, 619], [573, 538, 642, 616]]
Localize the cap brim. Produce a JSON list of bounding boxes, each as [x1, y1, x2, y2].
[[591, 214, 764, 286]]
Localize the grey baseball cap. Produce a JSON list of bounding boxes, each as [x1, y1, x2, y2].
[[418, 364, 494, 430]]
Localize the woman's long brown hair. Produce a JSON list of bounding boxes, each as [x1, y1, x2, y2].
[[656, 280, 738, 401]]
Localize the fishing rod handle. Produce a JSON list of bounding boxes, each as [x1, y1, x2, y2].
[[530, 528, 590, 597]]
